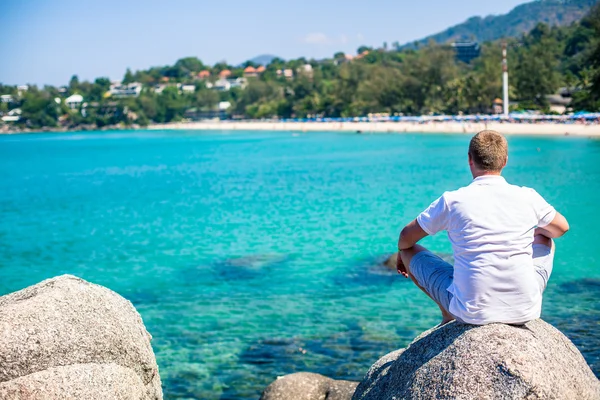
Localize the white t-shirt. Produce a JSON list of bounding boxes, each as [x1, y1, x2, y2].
[[416, 175, 556, 325]]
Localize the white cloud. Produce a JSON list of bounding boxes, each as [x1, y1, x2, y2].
[[300, 33, 354, 46]]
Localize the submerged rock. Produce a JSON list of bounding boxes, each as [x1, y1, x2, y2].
[[217, 253, 289, 269], [383, 252, 399, 270], [260, 372, 358, 400], [352, 319, 600, 400], [212, 253, 290, 280], [0, 274, 162, 400]]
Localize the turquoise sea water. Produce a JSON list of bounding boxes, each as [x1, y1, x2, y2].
[[0, 130, 599, 399]]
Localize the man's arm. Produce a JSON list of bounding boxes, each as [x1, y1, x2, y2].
[[535, 212, 569, 238], [398, 219, 429, 250]]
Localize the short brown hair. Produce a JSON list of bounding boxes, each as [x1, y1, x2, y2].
[[468, 130, 508, 171]]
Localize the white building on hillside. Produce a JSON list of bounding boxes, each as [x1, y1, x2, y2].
[[1, 108, 21, 122], [180, 84, 196, 94], [212, 77, 247, 91], [153, 84, 168, 94], [109, 82, 142, 98], [66, 94, 84, 110], [0, 95, 14, 103], [277, 69, 294, 79], [213, 79, 231, 91], [297, 64, 313, 77]]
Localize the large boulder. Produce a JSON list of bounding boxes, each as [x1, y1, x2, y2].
[[0, 275, 162, 399], [353, 319, 600, 400], [261, 372, 359, 400]]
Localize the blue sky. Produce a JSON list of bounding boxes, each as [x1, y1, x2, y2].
[[0, 0, 526, 86]]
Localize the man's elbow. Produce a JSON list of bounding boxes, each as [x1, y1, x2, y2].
[[558, 220, 570, 237], [556, 214, 570, 237], [398, 228, 412, 250]]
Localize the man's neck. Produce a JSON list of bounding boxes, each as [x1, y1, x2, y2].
[[472, 171, 503, 179]]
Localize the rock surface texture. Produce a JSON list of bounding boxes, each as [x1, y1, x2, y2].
[[353, 319, 600, 400], [261, 372, 359, 400], [0, 275, 162, 400]]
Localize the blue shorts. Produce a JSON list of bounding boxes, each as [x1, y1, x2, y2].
[[409, 244, 554, 315]]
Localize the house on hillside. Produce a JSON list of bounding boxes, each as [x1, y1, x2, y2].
[[355, 50, 369, 60], [256, 65, 266, 74], [0, 95, 14, 103], [277, 69, 294, 79], [180, 84, 196, 94], [334, 53, 354, 65], [546, 94, 572, 114], [452, 42, 480, 63], [296, 64, 313, 78], [184, 101, 232, 120], [219, 70, 232, 79], [213, 77, 247, 91], [214, 79, 231, 91], [244, 66, 258, 78], [198, 70, 211, 80], [1, 108, 21, 122], [153, 84, 168, 94], [66, 94, 84, 110], [109, 82, 142, 98]]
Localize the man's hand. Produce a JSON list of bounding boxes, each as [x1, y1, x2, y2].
[[396, 252, 408, 278]]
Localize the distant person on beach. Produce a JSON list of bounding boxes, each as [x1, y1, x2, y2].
[[396, 130, 569, 325]]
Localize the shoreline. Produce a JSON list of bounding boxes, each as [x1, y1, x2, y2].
[[2, 120, 600, 137], [150, 120, 600, 137]]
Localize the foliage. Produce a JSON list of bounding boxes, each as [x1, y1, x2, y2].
[[405, 0, 597, 49], [2, 3, 599, 130]]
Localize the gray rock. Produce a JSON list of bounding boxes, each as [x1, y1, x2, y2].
[[0, 364, 147, 400], [261, 372, 359, 400], [0, 275, 162, 399], [353, 319, 600, 400]]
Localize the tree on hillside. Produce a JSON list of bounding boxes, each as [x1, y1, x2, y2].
[[89, 78, 111, 101], [20, 89, 59, 128], [175, 57, 204, 74], [195, 87, 220, 110], [585, 3, 600, 106], [69, 75, 79, 93], [513, 24, 562, 107], [123, 68, 135, 84]]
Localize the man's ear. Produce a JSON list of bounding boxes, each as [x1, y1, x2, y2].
[[468, 152, 474, 166], [504, 155, 508, 168]]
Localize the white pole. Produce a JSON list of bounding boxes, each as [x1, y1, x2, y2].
[[502, 43, 509, 118]]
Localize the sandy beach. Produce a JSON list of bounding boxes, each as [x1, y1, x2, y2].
[[147, 120, 600, 137]]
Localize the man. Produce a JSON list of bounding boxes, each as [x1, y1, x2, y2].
[[396, 130, 569, 325]]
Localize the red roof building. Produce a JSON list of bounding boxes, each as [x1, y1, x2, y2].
[[244, 66, 258, 77]]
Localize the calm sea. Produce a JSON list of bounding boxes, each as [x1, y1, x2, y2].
[[0, 130, 598, 399]]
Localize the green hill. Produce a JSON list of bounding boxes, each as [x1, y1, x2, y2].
[[405, 0, 597, 47]]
